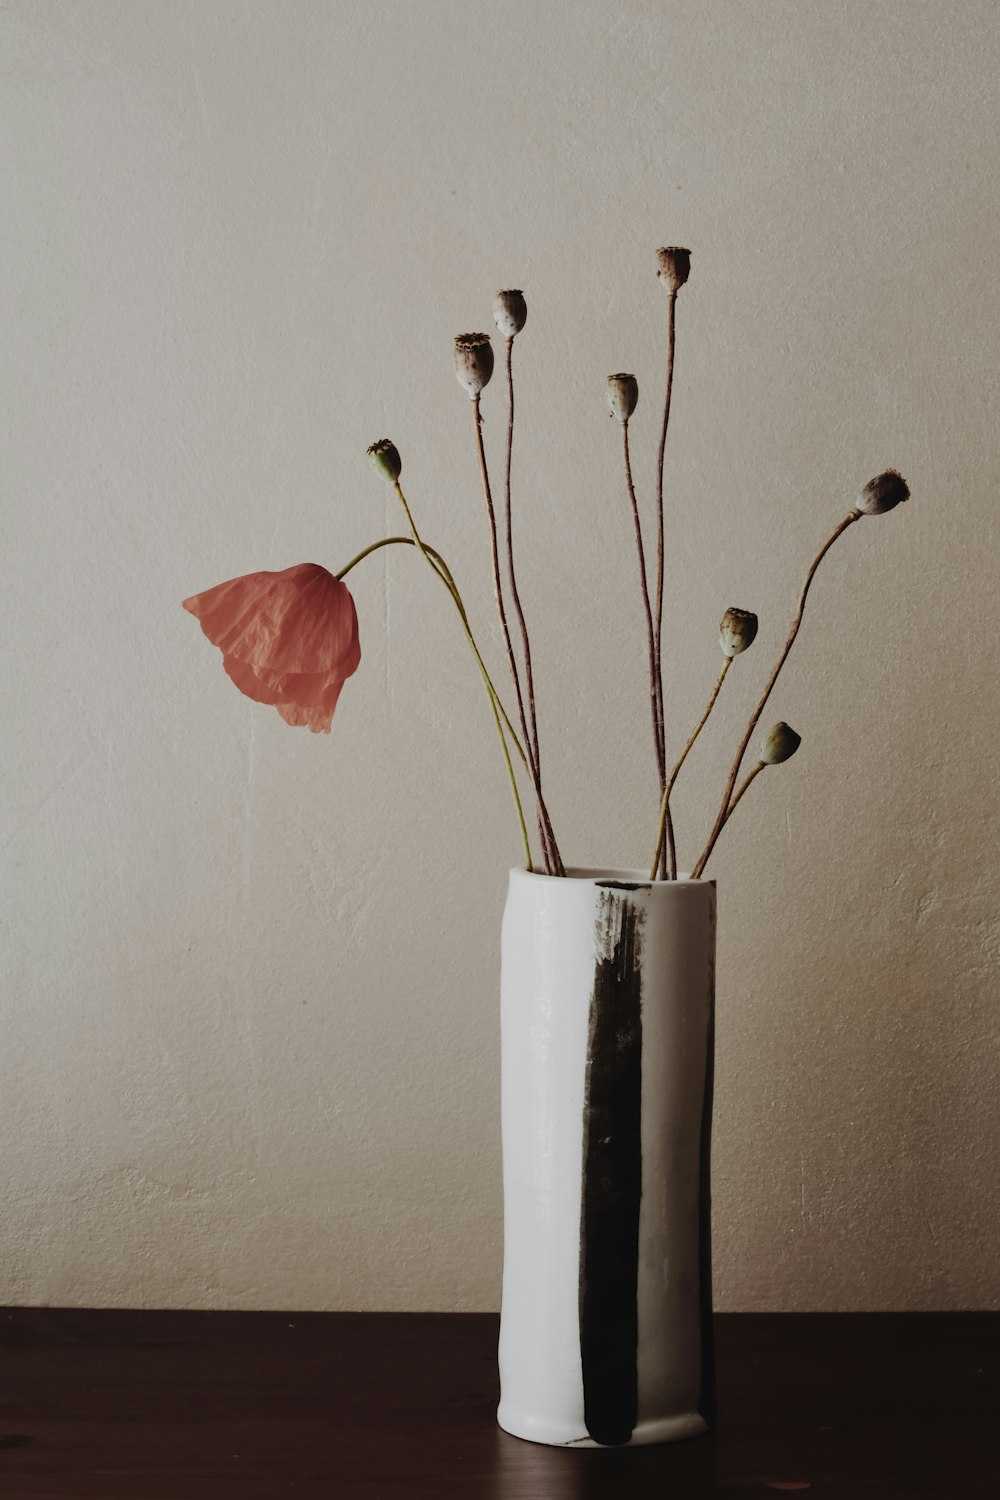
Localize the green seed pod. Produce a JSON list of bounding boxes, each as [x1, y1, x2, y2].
[[454, 333, 495, 398], [494, 290, 527, 339], [760, 721, 802, 765], [367, 439, 402, 484], [720, 606, 759, 657], [655, 246, 691, 293], [607, 373, 639, 423], [855, 469, 910, 516]]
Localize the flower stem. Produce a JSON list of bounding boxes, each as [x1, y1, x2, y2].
[[336, 535, 413, 579], [471, 397, 564, 876], [341, 518, 534, 872], [649, 655, 731, 879], [623, 418, 672, 880], [726, 760, 765, 821], [481, 682, 534, 875], [504, 337, 542, 774], [337, 534, 529, 769], [691, 510, 860, 879], [690, 761, 766, 873], [653, 296, 678, 746]]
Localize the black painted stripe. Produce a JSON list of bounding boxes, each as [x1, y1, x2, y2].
[[697, 892, 717, 1429], [579, 891, 643, 1447]]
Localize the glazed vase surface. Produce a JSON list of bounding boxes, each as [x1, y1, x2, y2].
[[497, 866, 716, 1448]]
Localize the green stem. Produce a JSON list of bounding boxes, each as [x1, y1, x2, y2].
[[394, 484, 535, 872], [337, 534, 529, 771], [337, 535, 416, 579], [694, 760, 765, 871], [726, 760, 765, 822], [650, 655, 731, 880]]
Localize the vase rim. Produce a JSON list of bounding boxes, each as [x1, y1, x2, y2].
[[510, 865, 713, 889]]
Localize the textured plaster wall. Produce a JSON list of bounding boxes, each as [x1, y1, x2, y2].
[[3, 0, 998, 1312]]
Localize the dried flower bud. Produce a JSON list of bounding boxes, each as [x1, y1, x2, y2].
[[607, 373, 639, 423], [367, 438, 401, 484], [454, 333, 494, 398], [854, 469, 910, 516], [494, 290, 527, 339], [720, 607, 759, 657], [656, 246, 691, 293], [760, 721, 802, 766]]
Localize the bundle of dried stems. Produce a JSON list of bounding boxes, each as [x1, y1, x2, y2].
[[185, 251, 910, 881]]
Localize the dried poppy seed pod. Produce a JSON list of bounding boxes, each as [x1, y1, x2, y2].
[[656, 246, 691, 293], [607, 372, 639, 423], [494, 290, 527, 339], [367, 438, 401, 484], [854, 469, 910, 516], [760, 721, 802, 765], [454, 333, 494, 398], [720, 606, 759, 657]]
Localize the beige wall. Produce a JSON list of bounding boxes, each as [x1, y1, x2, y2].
[[4, 0, 998, 1312]]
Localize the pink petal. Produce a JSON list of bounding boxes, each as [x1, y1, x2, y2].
[[276, 684, 344, 733], [223, 656, 348, 709], [184, 564, 360, 677]]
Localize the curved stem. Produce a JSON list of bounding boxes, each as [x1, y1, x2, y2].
[[482, 686, 534, 876], [726, 760, 765, 820], [622, 419, 671, 879], [338, 534, 528, 769], [348, 507, 534, 872], [504, 337, 541, 774], [650, 655, 731, 880], [692, 761, 766, 877], [691, 510, 860, 879], [336, 534, 417, 579], [471, 397, 564, 876]]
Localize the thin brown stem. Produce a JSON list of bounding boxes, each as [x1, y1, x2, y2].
[[650, 655, 731, 879], [471, 397, 565, 876], [691, 510, 861, 879], [653, 292, 677, 743], [622, 419, 672, 878], [652, 292, 679, 879], [623, 421, 664, 784], [504, 337, 541, 773]]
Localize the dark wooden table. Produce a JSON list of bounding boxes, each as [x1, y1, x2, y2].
[[1, 1309, 997, 1497]]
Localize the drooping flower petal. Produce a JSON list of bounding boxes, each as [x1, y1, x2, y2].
[[183, 564, 360, 677], [223, 656, 348, 709], [184, 562, 361, 733], [275, 687, 344, 733]]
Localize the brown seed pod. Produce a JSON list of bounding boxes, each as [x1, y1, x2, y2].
[[854, 469, 910, 516], [655, 246, 691, 293], [493, 290, 527, 339], [454, 333, 495, 398], [607, 373, 639, 423], [719, 607, 759, 658]]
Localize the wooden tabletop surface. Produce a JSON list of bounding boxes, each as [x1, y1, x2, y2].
[[1, 1309, 997, 1498]]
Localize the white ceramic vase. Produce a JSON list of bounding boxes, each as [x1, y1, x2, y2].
[[497, 866, 717, 1448]]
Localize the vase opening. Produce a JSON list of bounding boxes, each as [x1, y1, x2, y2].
[[513, 865, 707, 887]]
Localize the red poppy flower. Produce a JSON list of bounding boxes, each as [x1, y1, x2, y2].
[[183, 563, 361, 733]]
